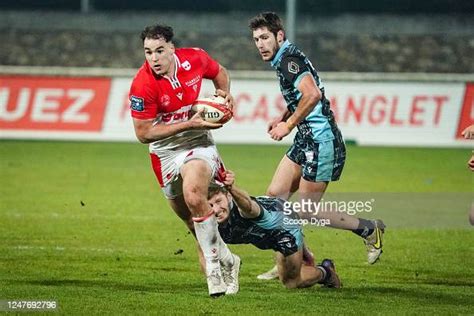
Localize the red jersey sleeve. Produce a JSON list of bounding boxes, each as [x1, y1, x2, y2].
[[197, 48, 220, 79], [129, 76, 158, 120]]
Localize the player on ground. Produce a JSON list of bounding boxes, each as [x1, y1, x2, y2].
[[209, 170, 341, 289], [248, 12, 385, 279], [129, 24, 239, 296]]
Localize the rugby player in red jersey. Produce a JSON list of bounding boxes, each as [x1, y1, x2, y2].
[[129, 24, 240, 296]]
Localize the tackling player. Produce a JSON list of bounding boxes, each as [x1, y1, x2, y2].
[[129, 24, 239, 296], [209, 170, 341, 289], [248, 12, 385, 279]]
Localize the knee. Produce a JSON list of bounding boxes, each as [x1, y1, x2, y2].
[[266, 186, 284, 198], [267, 184, 294, 199], [281, 277, 298, 289], [266, 187, 277, 197], [279, 265, 300, 289], [183, 188, 208, 212]]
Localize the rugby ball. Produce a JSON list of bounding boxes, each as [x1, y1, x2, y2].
[[191, 96, 233, 124]]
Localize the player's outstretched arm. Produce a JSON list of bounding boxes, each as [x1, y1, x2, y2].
[[223, 170, 261, 219], [132, 109, 222, 143]]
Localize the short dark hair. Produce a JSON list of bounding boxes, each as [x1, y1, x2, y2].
[[248, 12, 285, 38], [208, 185, 228, 200], [140, 24, 174, 42]]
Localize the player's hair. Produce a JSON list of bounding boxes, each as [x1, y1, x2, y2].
[[208, 185, 228, 200], [248, 12, 285, 38], [140, 24, 174, 42]]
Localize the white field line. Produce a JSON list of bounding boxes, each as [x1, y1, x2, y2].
[[8, 245, 151, 255], [4, 212, 160, 221]]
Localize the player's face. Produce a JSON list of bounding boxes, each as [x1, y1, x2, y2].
[[144, 37, 175, 77], [252, 27, 284, 62], [209, 192, 231, 224]]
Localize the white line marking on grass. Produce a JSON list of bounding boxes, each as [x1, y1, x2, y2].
[[5, 212, 160, 221], [9, 245, 146, 254]]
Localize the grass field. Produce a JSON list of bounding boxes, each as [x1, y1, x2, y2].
[[0, 140, 473, 314]]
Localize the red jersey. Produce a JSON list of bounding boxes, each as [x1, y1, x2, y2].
[[129, 47, 220, 156], [129, 47, 219, 121]]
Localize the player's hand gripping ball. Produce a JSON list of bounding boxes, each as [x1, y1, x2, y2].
[[191, 96, 233, 124]]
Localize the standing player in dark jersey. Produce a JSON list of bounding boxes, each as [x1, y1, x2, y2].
[[208, 170, 341, 289], [129, 24, 240, 296], [248, 12, 385, 279]]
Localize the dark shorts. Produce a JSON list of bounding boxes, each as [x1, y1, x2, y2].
[[286, 132, 346, 182], [253, 204, 303, 256]]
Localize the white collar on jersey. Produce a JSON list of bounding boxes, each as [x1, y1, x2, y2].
[[165, 53, 181, 89], [174, 53, 181, 70]]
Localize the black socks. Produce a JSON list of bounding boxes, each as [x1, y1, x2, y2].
[[352, 218, 375, 238]]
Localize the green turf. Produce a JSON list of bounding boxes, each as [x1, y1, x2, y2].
[[0, 141, 473, 314]]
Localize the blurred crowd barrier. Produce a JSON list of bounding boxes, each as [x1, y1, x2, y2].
[[0, 11, 473, 73]]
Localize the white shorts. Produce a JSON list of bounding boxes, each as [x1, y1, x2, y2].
[[149, 145, 225, 199]]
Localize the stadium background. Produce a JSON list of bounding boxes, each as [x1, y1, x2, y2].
[[0, 0, 473, 314]]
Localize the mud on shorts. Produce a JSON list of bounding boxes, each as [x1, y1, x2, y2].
[[286, 132, 346, 182], [149, 145, 225, 199]]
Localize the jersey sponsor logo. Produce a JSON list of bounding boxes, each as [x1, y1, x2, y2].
[[182, 60, 191, 71], [130, 95, 144, 112], [160, 110, 188, 122], [288, 61, 300, 74], [158, 105, 191, 124], [160, 95, 171, 107], [185, 75, 201, 87]]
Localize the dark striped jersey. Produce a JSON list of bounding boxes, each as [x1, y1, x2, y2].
[[271, 40, 340, 142]]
